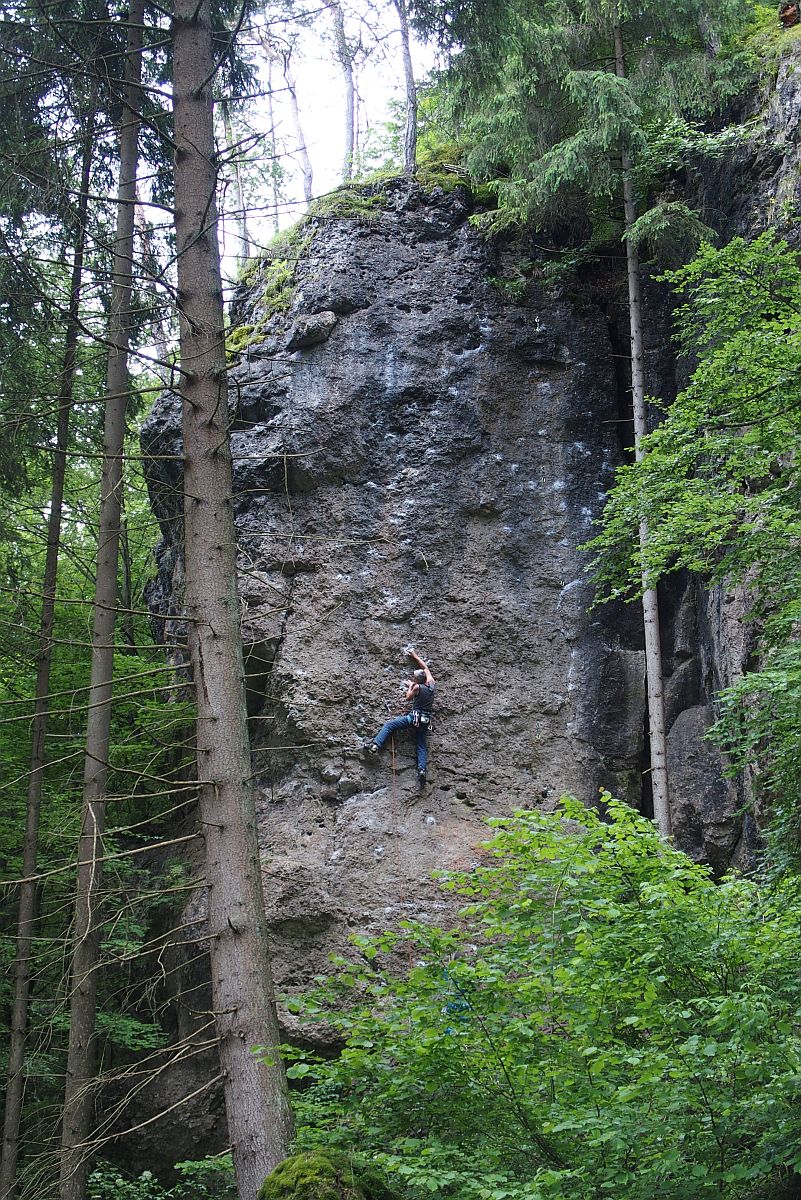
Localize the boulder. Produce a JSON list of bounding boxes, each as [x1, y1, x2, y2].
[[258, 1153, 396, 1200]]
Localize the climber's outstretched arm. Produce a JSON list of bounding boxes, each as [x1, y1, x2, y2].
[[407, 646, 435, 686]]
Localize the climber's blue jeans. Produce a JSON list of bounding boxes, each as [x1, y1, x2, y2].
[[373, 713, 429, 772]]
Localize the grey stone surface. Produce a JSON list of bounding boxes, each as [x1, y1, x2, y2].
[[136, 55, 801, 1147], [693, 43, 801, 249], [286, 309, 338, 349], [146, 183, 649, 846], [667, 705, 744, 875]]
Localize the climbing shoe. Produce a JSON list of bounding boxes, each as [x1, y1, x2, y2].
[[365, 742, 379, 757], [417, 769, 427, 786]]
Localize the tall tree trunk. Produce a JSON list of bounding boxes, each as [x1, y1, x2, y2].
[[59, 6, 143, 1195], [134, 188, 171, 367], [0, 109, 97, 1200], [613, 21, 671, 839], [275, 43, 313, 205], [266, 58, 281, 234], [394, 0, 417, 177], [118, 494, 137, 654], [328, 0, 355, 181], [220, 98, 251, 262], [171, 2, 294, 1197]]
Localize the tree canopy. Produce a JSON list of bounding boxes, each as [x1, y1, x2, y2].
[[412, 0, 751, 237]]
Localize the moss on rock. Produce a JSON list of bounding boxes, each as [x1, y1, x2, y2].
[[737, 3, 801, 75], [229, 169, 496, 361], [306, 186, 386, 221], [225, 321, 264, 359], [257, 1153, 396, 1200]]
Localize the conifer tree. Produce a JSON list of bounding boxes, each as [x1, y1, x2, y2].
[[59, 3, 144, 1194], [0, 103, 97, 1200], [171, 0, 294, 1194]]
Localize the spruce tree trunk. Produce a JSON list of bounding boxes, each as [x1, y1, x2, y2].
[[266, 58, 281, 234], [613, 21, 671, 839], [282, 50, 314, 205], [59, 6, 143, 1195], [394, 0, 417, 177], [328, 1, 355, 181], [220, 98, 251, 261], [0, 110, 96, 1200], [171, 1, 294, 1195]]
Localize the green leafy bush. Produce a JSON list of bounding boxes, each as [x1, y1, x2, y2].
[[88, 1166, 167, 1200], [88, 1155, 235, 1199], [284, 800, 801, 1200]]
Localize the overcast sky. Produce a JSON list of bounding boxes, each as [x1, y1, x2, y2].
[[217, 6, 439, 275]]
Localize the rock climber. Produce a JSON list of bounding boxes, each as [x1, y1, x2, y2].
[[366, 648, 436, 786]]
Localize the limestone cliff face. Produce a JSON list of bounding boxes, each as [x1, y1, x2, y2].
[[138, 50, 801, 1158], [137, 181, 719, 1163], [145, 178, 652, 977], [143, 175, 745, 984]]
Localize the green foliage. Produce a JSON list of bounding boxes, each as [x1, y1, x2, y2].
[[258, 1152, 396, 1200], [586, 229, 801, 862], [225, 321, 264, 357], [230, 224, 318, 357], [0, 404, 198, 1179], [418, 0, 752, 247], [624, 200, 715, 266], [89, 1166, 168, 1200], [307, 186, 385, 221], [94, 1012, 169, 1052], [733, 3, 801, 74], [173, 1156, 236, 1198], [487, 269, 529, 301], [340, 77, 464, 180], [284, 800, 801, 1200], [637, 114, 753, 184], [258, 258, 297, 311], [88, 1156, 235, 1200]]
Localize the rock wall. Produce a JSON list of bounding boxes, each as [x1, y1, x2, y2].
[[137, 46, 801, 1163], [145, 179, 654, 984], [140, 181, 656, 1161]]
